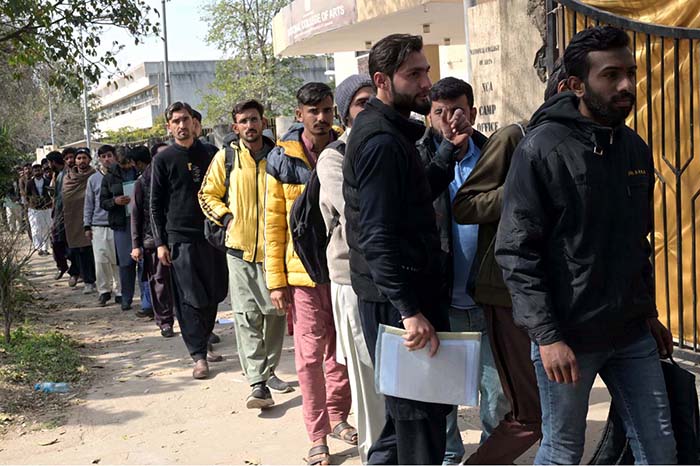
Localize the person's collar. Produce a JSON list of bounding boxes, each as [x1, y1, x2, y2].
[[366, 97, 425, 142]]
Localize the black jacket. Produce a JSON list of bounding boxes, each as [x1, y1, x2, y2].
[[495, 92, 657, 351], [100, 164, 137, 230], [416, 127, 487, 299], [25, 175, 53, 210], [151, 140, 214, 246], [343, 98, 454, 329]]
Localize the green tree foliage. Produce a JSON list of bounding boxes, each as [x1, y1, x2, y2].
[[101, 116, 168, 145], [0, 0, 159, 97], [201, 0, 303, 123], [0, 125, 27, 197]]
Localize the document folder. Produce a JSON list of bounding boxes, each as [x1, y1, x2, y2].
[[375, 324, 481, 406]]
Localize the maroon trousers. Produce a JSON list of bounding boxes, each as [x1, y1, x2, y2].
[[465, 305, 542, 464], [143, 248, 175, 328]]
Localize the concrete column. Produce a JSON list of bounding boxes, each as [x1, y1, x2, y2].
[[423, 44, 441, 85]]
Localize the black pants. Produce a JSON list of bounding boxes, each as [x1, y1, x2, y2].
[[358, 298, 449, 465], [169, 240, 227, 361], [143, 248, 175, 328], [75, 246, 96, 284]]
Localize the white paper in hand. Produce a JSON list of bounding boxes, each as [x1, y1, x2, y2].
[[375, 324, 481, 406]]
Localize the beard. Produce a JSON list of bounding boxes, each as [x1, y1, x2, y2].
[[582, 85, 635, 127], [391, 82, 430, 116], [241, 130, 261, 144]]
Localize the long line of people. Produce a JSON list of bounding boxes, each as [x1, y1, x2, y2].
[[4, 25, 680, 465]]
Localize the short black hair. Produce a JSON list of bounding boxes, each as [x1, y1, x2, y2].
[[61, 147, 77, 157], [430, 77, 475, 108], [564, 26, 630, 81], [128, 145, 151, 165], [191, 109, 202, 122], [369, 34, 423, 82], [296, 82, 333, 107], [150, 142, 168, 157], [232, 99, 265, 122], [46, 151, 64, 164], [544, 59, 568, 101], [40, 158, 48, 166], [98, 144, 115, 157], [165, 101, 194, 122]]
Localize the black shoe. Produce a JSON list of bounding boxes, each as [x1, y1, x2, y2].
[[160, 325, 175, 338], [209, 332, 221, 345], [267, 373, 293, 393], [115, 295, 122, 304], [246, 384, 274, 409], [135, 308, 154, 318], [98, 292, 111, 307], [121, 303, 132, 311], [54, 268, 68, 280]]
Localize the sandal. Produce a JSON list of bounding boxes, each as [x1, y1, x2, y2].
[[306, 445, 330, 465], [330, 420, 358, 446]]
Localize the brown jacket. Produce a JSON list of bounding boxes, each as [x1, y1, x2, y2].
[[452, 122, 526, 308], [62, 167, 95, 248]]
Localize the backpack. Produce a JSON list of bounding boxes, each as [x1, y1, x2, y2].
[[289, 140, 345, 284], [204, 146, 236, 251]]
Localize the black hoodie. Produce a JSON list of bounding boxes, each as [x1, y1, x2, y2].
[[494, 92, 656, 352]]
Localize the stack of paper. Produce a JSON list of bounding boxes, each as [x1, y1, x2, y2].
[[375, 324, 481, 406]]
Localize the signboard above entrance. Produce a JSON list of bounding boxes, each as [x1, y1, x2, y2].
[[281, 0, 357, 45]]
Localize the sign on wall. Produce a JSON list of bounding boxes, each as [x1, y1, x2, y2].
[[281, 0, 357, 45]]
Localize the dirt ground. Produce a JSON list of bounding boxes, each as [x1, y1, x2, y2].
[[0, 253, 621, 464]]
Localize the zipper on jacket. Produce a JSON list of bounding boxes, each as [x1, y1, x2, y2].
[[253, 161, 260, 263]]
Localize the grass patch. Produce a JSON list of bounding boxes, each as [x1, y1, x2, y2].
[[0, 327, 85, 385]]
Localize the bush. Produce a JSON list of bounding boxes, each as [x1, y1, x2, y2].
[[0, 327, 84, 384]]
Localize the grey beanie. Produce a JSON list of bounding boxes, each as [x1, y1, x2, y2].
[[335, 74, 373, 125]]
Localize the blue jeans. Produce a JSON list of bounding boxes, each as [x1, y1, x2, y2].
[[443, 306, 509, 464], [532, 329, 676, 465]]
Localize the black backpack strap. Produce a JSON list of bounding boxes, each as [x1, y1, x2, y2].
[[222, 144, 237, 204]]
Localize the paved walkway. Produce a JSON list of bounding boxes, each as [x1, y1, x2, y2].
[[0, 253, 650, 464]]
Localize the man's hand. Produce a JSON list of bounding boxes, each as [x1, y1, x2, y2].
[[448, 108, 474, 140], [131, 247, 142, 262], [647, 318, 673, 358], [157, 245, 171, 266], [402, 312, 440, 357], [115, 195, 131, 206], [84, 230, 93, 242], [539, 340, 580, 384], [270, 287, 291, 312]]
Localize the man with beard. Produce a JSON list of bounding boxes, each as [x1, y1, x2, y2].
[[495, 26, 676, 464], [265, 83, 354, 465], [200, 99, 289, 408], [151, 101, 228, 379], [62, 148, 97, 294], [48, 148, 81, 284], [191, 109, 220, 157], [343, 34, 474, 464]]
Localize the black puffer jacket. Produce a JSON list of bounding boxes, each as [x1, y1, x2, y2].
[[495, 92, 656, 352], [100, 164, 137, 230], [343, 98, 454, 329]]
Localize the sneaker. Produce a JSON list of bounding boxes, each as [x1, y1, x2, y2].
[[160, 325, 175, 338], [115, 295, 122, 304], [135, 308, 154, 319], [209, 332, 221, 345], [246, 384, 274, 409], [267, 373, 293, 393], [82, 283, 96, 294], [68, 275, 79, 287], [98, 292, 111, 307]]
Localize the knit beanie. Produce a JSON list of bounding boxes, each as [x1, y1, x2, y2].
[[335, 74, 373, 125]]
